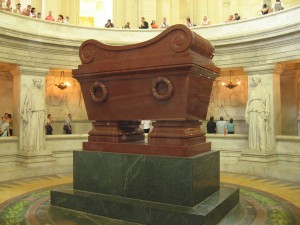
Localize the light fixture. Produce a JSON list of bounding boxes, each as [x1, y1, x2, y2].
[[55, 71, 70, 90], [221, 70, 240, 89]]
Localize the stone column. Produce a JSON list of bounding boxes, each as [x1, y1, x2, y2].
[[16, 66, 54, 167], [243, 63, 283, 153], [113, 0, 126, 28], [61, 0, 80, 25], [139, 0, 156, 27], [31, 0, 42, 13], [43, 0, 61, 21], [170, 0, 180, 25], [125, 0, 139, 28]]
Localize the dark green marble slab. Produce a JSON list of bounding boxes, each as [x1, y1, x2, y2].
[[73, 151, 220, 206], [51, 186, 239, 225]]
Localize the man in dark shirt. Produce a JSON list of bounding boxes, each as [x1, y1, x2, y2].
[[206, 116, 216, 134], [139, 17, 149, 29]]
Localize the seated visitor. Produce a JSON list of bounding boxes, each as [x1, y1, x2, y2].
[[22, 5, 31, 16], [139, 17, 149, 29], [37, 12, 42, 19], [216, 116, 227, 135], [151, 20, 158, 29], [206, 116, 216, 134], [160, 17, 169, 29], [123, 22, 130, 29], [13, 3, 22, 14], [45, 11, 55, 21], [201, 16, 211, 26], [227, 118, 235, 134], [273, 0, 284, 12], [105, 19, 114, 28]]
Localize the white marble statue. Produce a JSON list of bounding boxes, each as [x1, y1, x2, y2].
[[245, 75, 270, 151], [21, 78, 46, 152]]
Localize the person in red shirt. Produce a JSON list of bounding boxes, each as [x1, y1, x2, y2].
[[45, 11, 55, 21]]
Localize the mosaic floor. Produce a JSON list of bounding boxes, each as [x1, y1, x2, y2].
[[0, 172, 299, 225]]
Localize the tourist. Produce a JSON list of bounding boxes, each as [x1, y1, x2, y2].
[[206, 116, 216, 134], [105, 19, 114, 28], [216, 116, 227, 135], [13, 3, 21, 14], [7, 113, 13, 136], [160, 17, 169, 29], [57, 14, 64, 23], [64, 16, 70, 24], [45, 11, 55, 21], [64, 113, 72, 134], [37, 12, 42, 19], [46, 114, 53, 135], [273, 0, 284, 12], [123, 22, 130, 29], [234, 13, 241, 21], [186, 17, 193, 27], [139, 17, 149, 29], [261, 4, 271, 15], [227, 118, 235, 134], [201, 16, 210, 26], [30, 7, 37, 18], [0, 116, 9, 137], [2, 0, 12, 12], [22, 5, 31, 16], [225, 15, 234, 23], [151, 20, 158, 29]]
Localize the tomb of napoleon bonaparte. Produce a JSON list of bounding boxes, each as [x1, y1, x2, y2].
[[51, 24, 239, 225]]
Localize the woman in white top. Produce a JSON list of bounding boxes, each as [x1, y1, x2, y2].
[[0, 117, 9, 137]]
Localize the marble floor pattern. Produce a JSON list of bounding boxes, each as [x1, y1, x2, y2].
[[0, 172, 299, 225]]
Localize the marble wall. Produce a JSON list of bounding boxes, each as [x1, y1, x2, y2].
[[0, 72, 13, 118]]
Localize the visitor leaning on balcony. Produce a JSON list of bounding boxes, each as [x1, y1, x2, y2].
[[139, 17, 149, 29], [57, 14, 64, 23], [30, 7, 36, 18], [22, 5, 31, 16], [13, 3, 21, 14], [1, 0, 12, 12], [273, 0, 284, 12], [45, 11, 55, 21], [0, 116, 9, 137], [105, 19, 114, 28], [261, 4, 271, 15]]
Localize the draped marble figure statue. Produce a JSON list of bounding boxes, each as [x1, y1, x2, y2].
[[245, 75, 270, 151], [21, 78, 46, 151]]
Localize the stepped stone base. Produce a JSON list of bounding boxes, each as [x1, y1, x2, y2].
[[51, 150, 239, 225]]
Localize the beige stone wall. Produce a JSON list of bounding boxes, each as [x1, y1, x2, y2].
[[0, 72, 13, 118]]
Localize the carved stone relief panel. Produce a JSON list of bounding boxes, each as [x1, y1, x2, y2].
[[45, 70, 87, 120], [207, 72, 248, 120]]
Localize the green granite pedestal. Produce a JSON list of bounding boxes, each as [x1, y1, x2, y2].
[[51, 151, 239, 225]]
